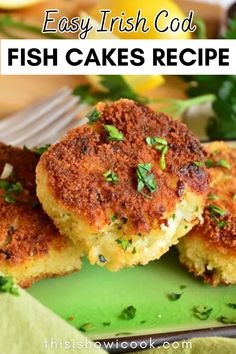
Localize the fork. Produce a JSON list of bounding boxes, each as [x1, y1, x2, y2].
[[0, 87, 89, 148]]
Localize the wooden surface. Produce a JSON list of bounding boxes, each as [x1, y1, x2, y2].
[[0, 0, 224, 118]]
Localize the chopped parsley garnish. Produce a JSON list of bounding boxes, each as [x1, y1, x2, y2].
[[136, 163, 157, 193], [116, 239, 132, 251], [104, 125, 124, 141], [208, 204, 226, 217], [33, 144, 50, 156], [205, 159, 231, 170], [180, 285, 187, 289], [194, 161, 203, 167], [218, 316, 236, 325], [146, 137, 167, 147], [146, 136, 168, 170], [103, 321, 111, 326], [228, 303, 236, 309], [85, 107, 100, 124], [208, 194, 219, 201], [233, 195, 236, 201], [0, 180, 23, 204], [0, 275, 19, 296], [217, 220, 229, 229], [215, 159, 231, 170], [120, 305, 136, 320], [168, 292, 182, 301], [132, 247, 136, 254], [99, 254, 107, 263], [111, 214, 117, 222], [79, 322, 95, 332], [193, 306, 213, 320], [103, 171, 119, 184], [205, 159, 214, 168]]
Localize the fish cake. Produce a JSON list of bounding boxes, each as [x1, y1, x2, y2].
[[178, 142, 236, 285], [0, 143, 82, 288], [36, 99, 208, 271]]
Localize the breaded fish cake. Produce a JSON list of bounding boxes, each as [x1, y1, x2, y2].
[[178, 141, 236, 286], [36, 99, 208, 271], [0, 143, 82, 288]]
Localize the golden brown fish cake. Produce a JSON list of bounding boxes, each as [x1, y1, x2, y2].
[[36, 99, 208, 271], [178, 141, 236, 285], [0, 143, 82, 288]]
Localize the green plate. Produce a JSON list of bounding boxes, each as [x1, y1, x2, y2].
[[28, 248, 236, 340]]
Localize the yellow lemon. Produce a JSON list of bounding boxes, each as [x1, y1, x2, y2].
[[0, 0, 44, 10], [89, 0, 191, 40]]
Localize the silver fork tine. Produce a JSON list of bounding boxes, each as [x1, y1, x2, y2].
[[0, 87, 72, 131], [8, 96, 80, 145], [23, 104, 88, 147]]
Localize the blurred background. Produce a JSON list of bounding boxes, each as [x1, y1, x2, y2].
[[0, 0, 235, 141]]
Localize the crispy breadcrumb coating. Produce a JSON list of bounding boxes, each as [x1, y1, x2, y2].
[[178, 141, 236, 285], [0, 143, 82, 288], [37, 99, 208, 270]]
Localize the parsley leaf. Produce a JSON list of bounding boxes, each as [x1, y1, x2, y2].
[[136, 163, 157, 193], [85, 108, 100, 124], [205, 159, 231, 169], [103, 321, 111, 326], [168, 292, 182, 301], [116, 239, 132, 251], [208, 204, 226, 217], [146, 137, 168, 170], [194, 161, 203, 167], [193, 306, 213, 320], [0, 275, 19, 296], [215, 159, 231, 170], [33, 144, 50, 156], [120, 305, 136, 320], [111, 214, 117, 222], [205, 159, 214, 168], [218, 316, 236, 324], [103, 171, 119, 184], [79, 322, 95, 332], [104, 125, 124, 141], [217, 220, 229, 229], [0, 180, 23, 204], [207, 194, 219, 201], [228, 303, 236, 309]]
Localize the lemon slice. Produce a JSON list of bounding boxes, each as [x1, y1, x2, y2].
[[0, 0, 44, 9], [80, 11, 165, 94]]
